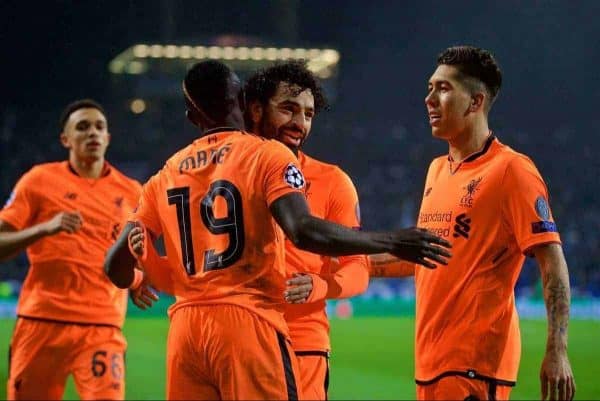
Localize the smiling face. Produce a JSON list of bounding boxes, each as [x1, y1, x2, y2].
[[425, 64, 483, 141], [250, 82, 315, 153], [60, 107, 110, 163]]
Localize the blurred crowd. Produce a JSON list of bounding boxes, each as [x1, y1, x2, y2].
[[1, 103, 598, 298]]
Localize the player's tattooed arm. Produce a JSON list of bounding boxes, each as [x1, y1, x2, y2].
[[104, 222, 137, 288], [533, 243, 575, 401], [535, 243, 570, 350]]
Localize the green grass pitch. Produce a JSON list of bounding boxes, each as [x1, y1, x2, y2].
[[1, 317, 599, 399]]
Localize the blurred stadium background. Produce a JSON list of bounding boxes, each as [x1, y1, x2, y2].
[[1, 1, 599, 399]]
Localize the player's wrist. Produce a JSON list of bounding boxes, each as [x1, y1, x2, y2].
[[129, 268, 144, 290], [306, 273, 328, 303], [373, 232, 395, 254], [545, 341, 568, 354]]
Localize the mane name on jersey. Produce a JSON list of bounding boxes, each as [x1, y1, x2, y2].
[[179, 143, 232, 173]]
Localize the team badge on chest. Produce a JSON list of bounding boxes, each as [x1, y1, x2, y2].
[[459, 177, 482, 208]]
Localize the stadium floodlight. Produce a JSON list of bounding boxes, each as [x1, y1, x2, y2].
[[108, 44, 341, 78], [180, 46, 192, 59], [130, 98, 146, 114]]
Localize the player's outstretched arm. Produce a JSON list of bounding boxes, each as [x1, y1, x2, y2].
[[270, 193, 451, 267], [533, 243, 575, 401], [368, 253, 416, 277], [284, 256, 369, 304], [104, 222, 138, 288], [0, 212, 82, 261]]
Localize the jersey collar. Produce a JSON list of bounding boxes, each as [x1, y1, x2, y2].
[[66, 160, 111, 178], [202, 126, 241, 136], [447, 133, 497, 174]]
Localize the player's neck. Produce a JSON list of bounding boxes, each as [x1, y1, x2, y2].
[[199, 125, 240, 137], [69, 156, 105, 179], [447, 120, 490, 162], [198, 115, 243, 137]]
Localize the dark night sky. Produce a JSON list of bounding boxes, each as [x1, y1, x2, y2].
[[2, 1, 599, 128]]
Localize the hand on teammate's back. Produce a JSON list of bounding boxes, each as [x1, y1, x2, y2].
[[387, 227, 452, 269], [284, 273, 314, 304], [42, 211, 83, 235]]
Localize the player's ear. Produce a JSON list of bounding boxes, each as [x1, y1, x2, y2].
[[248, 101, 263, 125], [60, 131, 71, 149], [470, 92, 485, 112], [106, 132, 112, 146]]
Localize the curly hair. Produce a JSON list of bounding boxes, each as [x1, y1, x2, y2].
[[59, 99, 105, 130], [437, 46, 502, 107], [244, 60, 329, 129]]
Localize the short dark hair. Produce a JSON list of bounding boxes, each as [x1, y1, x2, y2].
[[244, 60, 329, 129], [437, 46, 502, 108], [59, 99, 105, 130], [183, 60, 240, 122]]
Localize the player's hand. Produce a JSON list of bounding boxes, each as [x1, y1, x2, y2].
[[128, 226, 145, 256], [284, 273, 313, 304], [42, 211, 83, 235], [130, 277, 159, 310], [540, 349, 575, 401], [387, 227, 452, 268]]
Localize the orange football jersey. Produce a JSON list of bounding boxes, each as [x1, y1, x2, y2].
[[284, 151, 368, 352], [414, 136, 561, 383], [0, 161, 141, 328], [130, 129, 305, 336]]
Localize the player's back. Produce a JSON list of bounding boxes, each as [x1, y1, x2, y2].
[[138, 129, 303, 334]]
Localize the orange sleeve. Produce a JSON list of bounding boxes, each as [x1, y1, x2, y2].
[[0, 168, 39, 230], [129, 173, 162, 236], [502, 155, 561, 254], [305, 169, 368, 302], [306, 259, 369, 302], [130, 269, 144, 290], [129, 222, 175, 294], [139, 246, 174, 294], [368, 254, 416, 277], [260, 141, 306, 206]]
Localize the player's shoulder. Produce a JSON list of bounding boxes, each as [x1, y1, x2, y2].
[[494, 140, 540, 175], [164, 131, 261, 165], [166, 141, 199, 165], [22, 161, 65, 181], [427, 154, 448, 173], [252, 138, 298, 164], [106, 163, 143, 191], [301, 152, 337, 171], [259, 136, 293, 153], [302, 152, 353, 183]]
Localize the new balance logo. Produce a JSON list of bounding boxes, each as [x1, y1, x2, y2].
[[453, 213, 471, 238]]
